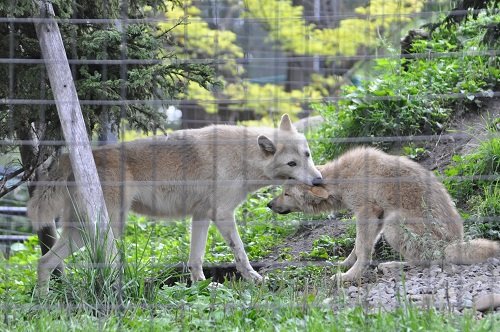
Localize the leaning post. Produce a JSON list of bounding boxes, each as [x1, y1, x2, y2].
[[34, 1, 117, 264]]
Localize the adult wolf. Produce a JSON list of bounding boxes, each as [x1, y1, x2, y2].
[[268, 146, 499, 282], [29, 114, 322, 294]]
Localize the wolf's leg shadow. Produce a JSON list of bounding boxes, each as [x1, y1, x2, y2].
[[188, 216, 211, 281], [334, 205, 383, 282], [212, 209, 263, 282]]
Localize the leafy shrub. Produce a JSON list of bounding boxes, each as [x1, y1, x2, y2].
[[309, 10, 499, 163], [443, 138, 499, 205], [402, 144, 429, 161], [0, 236, 38, 303]]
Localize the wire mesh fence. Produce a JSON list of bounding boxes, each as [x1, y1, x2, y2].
[[1, 0, 499, 329]]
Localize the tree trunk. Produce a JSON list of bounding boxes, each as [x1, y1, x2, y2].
[[34, 0, 117, 266]]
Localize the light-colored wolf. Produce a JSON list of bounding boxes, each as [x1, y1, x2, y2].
[[29, 114, 322, 293], [268, 146, 499, 282]]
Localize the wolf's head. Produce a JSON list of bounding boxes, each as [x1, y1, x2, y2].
[[267, 184, 330, 214], [258, 114, 322, 186]]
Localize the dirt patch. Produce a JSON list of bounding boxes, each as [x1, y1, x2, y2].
[[418, 97, 500, 171], [261, 219, 351, 264]]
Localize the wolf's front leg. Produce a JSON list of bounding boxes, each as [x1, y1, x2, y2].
[[213, 211, 263, 282], [188, 217, 210, 281]]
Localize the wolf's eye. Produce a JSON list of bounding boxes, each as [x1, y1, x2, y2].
[[287, 161, 297, 167], [305, 151, 310, 157]]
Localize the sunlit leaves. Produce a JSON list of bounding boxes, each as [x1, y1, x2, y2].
[[244, 0, 425, 56]]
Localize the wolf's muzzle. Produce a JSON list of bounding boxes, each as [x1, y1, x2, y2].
[[267, 201, 291, 214], [312, 177, 323, 186]]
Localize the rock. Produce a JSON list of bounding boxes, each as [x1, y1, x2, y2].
[[377, 261, 408, 275], [327, 260, 500, 314], [347, 286, 358, 295], [322, 297, 334, 306], [462, 299, 474, 308], [486, 257, 499, 265]]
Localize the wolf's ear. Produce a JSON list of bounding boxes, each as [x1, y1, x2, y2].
[[258, 135, 277, 154], [279, 114, 296, 132], [309, 186, 329, 199]]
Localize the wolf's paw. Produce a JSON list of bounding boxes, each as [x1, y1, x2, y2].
[[35, 284, 50, 299], [208, 281, 224, 289], [330, 272, 345, 285], [242, 269, 265, 283], [330, 271, 359, 285], [249, 270, 265, 283], [189, 269, 206, 282]]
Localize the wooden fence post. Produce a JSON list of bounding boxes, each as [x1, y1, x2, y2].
[[34, 1, 117, 262]]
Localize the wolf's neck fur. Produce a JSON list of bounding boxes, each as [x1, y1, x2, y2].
[[309, 194, 344, 215]]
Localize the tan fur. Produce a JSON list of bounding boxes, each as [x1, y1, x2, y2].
[[29, 115, 322, 294], [268, 147, 500, 282]]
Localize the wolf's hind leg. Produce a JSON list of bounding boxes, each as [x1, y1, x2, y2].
[[383, 211, 429, 265], [37, 226, 84, 296], [37, 222, 65, 278]]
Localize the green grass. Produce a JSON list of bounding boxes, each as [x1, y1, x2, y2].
[[299, 223, 356, 261], [2, 300, 498, 331], [1, 200, 499, 331], [2, 251, 499, 332], [443, 138, 499, 206]]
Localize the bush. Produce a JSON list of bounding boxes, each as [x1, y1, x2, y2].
[[443, 138, 499, 205], [309, 10, 499, 163]]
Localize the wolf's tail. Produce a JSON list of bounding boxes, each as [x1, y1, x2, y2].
[[445, 238, 500, 264]]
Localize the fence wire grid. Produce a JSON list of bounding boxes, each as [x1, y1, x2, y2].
[[0, 0, 499, 328]]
